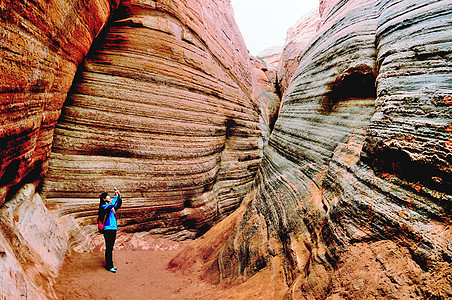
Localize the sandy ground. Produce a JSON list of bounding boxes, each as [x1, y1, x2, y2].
[[53, 235, 226, 300], [53, 232, 452, 300], [52, 230, 286, 300]]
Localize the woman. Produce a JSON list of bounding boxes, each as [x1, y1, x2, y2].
[[98, 188, 122, 273]]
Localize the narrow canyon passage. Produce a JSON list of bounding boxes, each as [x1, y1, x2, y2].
[[1, 0, 450, 299]]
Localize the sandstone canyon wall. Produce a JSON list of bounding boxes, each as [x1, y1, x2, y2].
[[1, 1, 119, 298], [40, 0, 263, 239], [172, 0, 452, 298], [277, 9, 320, 95], [1, 0, 451, 299], [0, 0, 274, 298], [251, 54, 281, 145], [0, 0, 119, 206]]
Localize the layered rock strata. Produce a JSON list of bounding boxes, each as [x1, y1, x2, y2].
[[172, 0, 452, 298], [1, 0, 271, 298], [1, 2, 118, 298], [41, 0, 263, 238], [0, 0, 119, 206], [251, 56, 281, 144], [1, 0, 451, 298]]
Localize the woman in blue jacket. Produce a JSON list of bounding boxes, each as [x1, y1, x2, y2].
[[98, 189, 122, 273]]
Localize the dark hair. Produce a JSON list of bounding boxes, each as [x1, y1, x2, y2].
[[100, 192, 109, 202]]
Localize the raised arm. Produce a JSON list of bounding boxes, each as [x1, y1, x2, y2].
[[112, 194, 122, 210]]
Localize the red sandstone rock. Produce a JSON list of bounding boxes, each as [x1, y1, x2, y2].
[[0, 0, 269, 298], [1, 0, 451, 299], [0, 0, 119, 205], [40, 0, 262, 239]]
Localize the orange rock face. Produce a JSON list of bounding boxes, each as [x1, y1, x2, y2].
[[0, 0, 119, 205], [40, 0, 263, 237], [0, 0, 272, 298], [1, 0, 451, 299]]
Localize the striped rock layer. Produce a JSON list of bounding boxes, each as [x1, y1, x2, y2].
[[1, 2, 118, 297], [0, 0, 271, 298], [41, 0, 263, 238], [0, 0, 119, 206], [172, 0, 452, 298], [1, 0, 451, 298]]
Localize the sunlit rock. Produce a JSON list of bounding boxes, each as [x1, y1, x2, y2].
[[0, 184, 68, 299]]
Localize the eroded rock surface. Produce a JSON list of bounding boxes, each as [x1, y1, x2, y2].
[[277, 9, 320, 95], [0, 0, 272, 298], [41, 0, 263, 238], [171, 0, 452, 298], [250, 55, 281, 144], [0, 0, 119, 206], [0, 184, 69, 299], [1, 2, 118, 298], [1, 0, 451, 299]]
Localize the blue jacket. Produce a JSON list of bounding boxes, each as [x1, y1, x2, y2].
[[101, 195, 122, 230]]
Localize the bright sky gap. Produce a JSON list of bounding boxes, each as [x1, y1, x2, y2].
[[230, 0, 318, 56]]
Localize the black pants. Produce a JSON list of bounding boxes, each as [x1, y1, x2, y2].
[[103, 230, 117, 269]]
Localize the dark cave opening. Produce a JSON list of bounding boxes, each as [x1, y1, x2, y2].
[[332, 72, 377, 100], [323, 67, 376, 113], [364, 147, 452, 206], [225, 118, 237, 139]]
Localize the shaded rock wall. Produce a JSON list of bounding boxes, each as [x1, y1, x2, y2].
[[172, 0, 452, 298], [41, 0, 263, 238]]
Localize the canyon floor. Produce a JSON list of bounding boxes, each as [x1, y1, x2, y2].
[[52, 233, 276, 300]]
